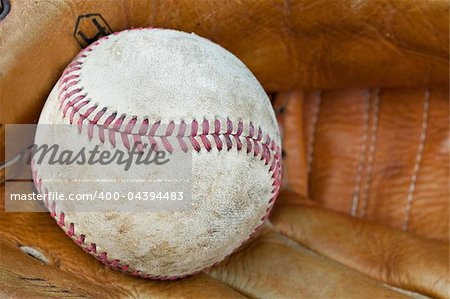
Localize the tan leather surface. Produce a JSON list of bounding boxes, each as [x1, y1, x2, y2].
[[272, 203, 449, 298], [279, 88, 449, 241], [0, 241, 245, 299], [207, 227, 409, 298], [1, 0, 449, 298], [0, 240, 113, 299]]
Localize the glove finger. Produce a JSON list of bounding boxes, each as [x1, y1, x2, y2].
[[271, 199, 449, 298], [208, 226, 410, 299]]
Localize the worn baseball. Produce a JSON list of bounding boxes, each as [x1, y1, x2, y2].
[[34, 28, 281, 278]]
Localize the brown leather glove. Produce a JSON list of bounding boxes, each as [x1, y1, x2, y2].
[[1, 0, 448, 298]]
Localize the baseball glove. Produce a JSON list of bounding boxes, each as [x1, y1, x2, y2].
[[1, 0, 448, 298]]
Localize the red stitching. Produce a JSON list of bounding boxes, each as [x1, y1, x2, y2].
[[67, 223, 75, 237], [57, 212, 65, 227], [139, 118, 149, 135], [248, 122, 255, 138], [236, 120, 244, 136], [177, 136, 189, 153], [202, 119, 209, 135], [61, 80, 79, 93], [166, 121, 175, 136], [200, 135, 212, 151], [213, 134, 223, 151], [34, 27, 282, 280], [246, 137, 252, 154], [148, 136, 159, 152], [63, 95, 85, 117], [125, 117, 137, 134], [214, 119, 221, 134], [191, 119, 198, 136], [189, 136, 201, 151], [177, 121, 186, 137], [149, 121, 160, 135], [88, 243, 97, 254], [76, 234, 85, 245], [161, 136, 173, 153], [226, 118, 232, 134], [61, 88, 83, 104]]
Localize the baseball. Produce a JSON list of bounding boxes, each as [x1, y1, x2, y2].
[[33, 28, 281, 278]]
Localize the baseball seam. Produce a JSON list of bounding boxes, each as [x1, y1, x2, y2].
[[33, 27, 282, 280]]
